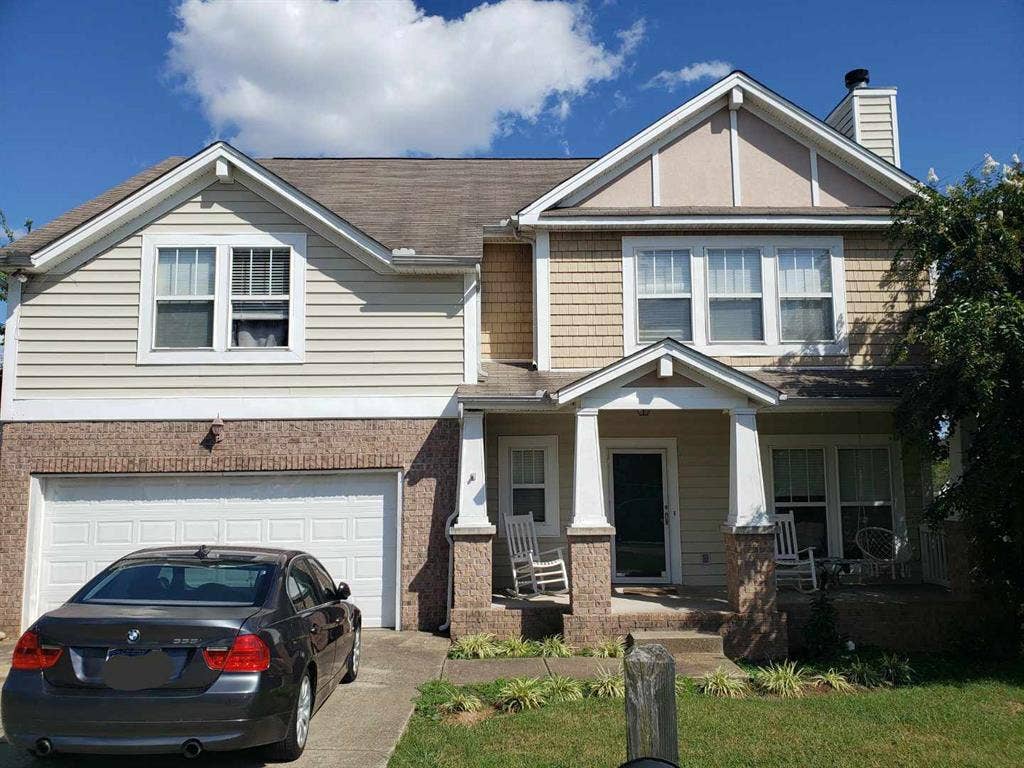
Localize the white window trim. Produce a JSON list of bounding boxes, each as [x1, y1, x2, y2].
[[760, 434, 906, 559], [497, 435, 560, 538], [139, 233, 307, 364], [622, 235, 847, 357]]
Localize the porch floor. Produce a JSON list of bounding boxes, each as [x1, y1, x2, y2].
[[492, 586, 732, 615], [777, 582, 959, 609]]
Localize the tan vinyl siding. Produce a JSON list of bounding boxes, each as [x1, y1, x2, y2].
[[549, 231, 623, 368], [488, 410, 917, 589], [480, 243, 533, 361], [854, 94, 896, 164], [547, 229, 917, 369], [16, 181, 464, 398], [826, 95, 856, 139]]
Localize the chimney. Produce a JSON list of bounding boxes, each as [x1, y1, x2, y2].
[[825, 68, 901, 167]]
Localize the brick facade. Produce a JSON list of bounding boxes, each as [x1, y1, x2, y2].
[[0, 418, 459, 634], [722, 531, 788, 658], [567, 532, 612, 615]]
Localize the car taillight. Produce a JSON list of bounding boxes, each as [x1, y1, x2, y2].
[[203, 634, 270, 673], [11, 630, 63, 671]]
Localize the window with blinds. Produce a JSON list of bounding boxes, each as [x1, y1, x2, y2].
[[772, 448, 828, 556], [635, 249, 692, 342], [838, 447, 893, 557], [511, 447, 547, 524], [154, 247, 216, 348], [230, 247, 290, 348], [777, 248, 835, 342], [706, 248, 764, 341]]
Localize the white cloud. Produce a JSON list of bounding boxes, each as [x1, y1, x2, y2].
[[168, 0, 644, 156], [644, 59, 733, 91]]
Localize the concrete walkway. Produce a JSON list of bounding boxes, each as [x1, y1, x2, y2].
[[0, 630, 448, 768]]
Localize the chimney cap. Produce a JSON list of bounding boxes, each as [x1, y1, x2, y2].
[[844, 68, 870, 91]]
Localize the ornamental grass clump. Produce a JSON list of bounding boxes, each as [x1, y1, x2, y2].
[[695, 667, 748, 698], [586, 671, 626, 699], [538, 635, 573, 658], [543, 675, 585, 702], [496, 677, 549, 713], [752, 661, 809, 698], [437, 690, 485, 716], [844, 657, 884, 688], [448, 633, 500, 659], [812, 669, 855, 693], [878, 653, 914, 687], [497, 636, 542, 658], [592, 638, 625, 658]]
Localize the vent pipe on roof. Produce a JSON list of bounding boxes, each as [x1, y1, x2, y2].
[[844, 68, 870, 91]]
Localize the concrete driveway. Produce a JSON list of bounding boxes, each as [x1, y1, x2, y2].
[[0, 630, 448, 767]]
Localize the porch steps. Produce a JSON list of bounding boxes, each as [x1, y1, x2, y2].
[[627, 630, 746, 679]]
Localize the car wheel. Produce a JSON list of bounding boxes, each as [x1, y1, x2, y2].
[[341, 625, 361, 683], [268, 670, 313, 762]]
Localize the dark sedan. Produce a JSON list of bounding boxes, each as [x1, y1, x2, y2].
[[2, 545, 361, 761]]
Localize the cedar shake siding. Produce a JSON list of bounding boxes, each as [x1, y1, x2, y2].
[[548, 229, 916, 369], [480, 243, 533, 361]]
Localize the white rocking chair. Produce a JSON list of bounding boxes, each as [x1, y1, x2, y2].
[[503, 513, 569, 597], [774, 511, 818, 592]]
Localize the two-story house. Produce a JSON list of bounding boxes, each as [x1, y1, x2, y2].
[[0, 70, 960, 655]]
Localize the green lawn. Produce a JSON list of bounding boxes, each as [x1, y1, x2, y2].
[[390, 663, 1024, 768]]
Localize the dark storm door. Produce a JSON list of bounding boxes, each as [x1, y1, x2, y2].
[[610, 451, 670, 583]]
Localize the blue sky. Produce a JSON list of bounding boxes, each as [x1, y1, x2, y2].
[[2, 0, 1022, 235]]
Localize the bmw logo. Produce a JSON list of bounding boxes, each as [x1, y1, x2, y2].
[[127, 629, 141, 644]]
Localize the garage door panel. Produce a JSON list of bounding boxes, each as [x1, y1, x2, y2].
[[31, 473, 397, 629]]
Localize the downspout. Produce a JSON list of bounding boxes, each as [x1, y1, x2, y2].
[[438, 402, 465, 632]]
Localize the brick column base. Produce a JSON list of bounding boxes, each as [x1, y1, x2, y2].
[[722, 527, 787, 659], [449, 526, 497, 640], [567, 527, 614, 616]]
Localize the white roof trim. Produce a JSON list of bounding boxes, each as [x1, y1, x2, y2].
[[517, 71, 918, 224], [535, 214, 892, 229], [554, 338, 781, 407], [22, 142, 457, 276]]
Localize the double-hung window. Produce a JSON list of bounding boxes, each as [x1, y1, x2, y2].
[[498, 436, 559, 537], [837, 447, 894, 558], [140, 233, 306, 364], [623, 236, 845, 356], [154, 247, 216, 348], [777, 248, 835, 342], [706, 248, 764, 342], [771, 448, 828, 556], [636, 249, 692, 342]]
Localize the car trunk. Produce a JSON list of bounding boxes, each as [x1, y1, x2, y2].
[[35, 603, 263, 691]]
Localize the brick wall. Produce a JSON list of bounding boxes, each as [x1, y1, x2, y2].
[[480, 243, 533, 361], [0, 418, 459, 634], [547, 229, 923, 369], [567, 533, 612, 615]]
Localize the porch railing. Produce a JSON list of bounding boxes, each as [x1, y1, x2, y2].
[[919, 523, 950, 588]]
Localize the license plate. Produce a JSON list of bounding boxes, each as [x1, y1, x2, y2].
[[102, 648, 174, 690]]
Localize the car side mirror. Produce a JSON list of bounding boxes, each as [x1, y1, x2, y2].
[[336, 582, 351, 601]]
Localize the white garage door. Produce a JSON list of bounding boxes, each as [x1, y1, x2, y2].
[[26, 472, 398, 629]]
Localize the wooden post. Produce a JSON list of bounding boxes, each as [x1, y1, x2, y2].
[[624, 643, 679, 764]]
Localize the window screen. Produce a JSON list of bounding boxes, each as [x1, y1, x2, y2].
[[706, 248, 763, 341]]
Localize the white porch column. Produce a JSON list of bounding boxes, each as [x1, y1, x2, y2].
[[725, 407, 770, 529], [454, 409, 493, 531], [571, 408, 608, 527]]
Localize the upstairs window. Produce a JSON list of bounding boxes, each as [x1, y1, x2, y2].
[[636, 249, 692, 342], [154, 247, 216, 348], [777, 248, 835, 342], [706, 248, 764, 342], [231, 247, 290, 348]]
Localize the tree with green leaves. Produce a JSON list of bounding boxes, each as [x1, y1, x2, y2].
[[887, 154, 1024, 642]]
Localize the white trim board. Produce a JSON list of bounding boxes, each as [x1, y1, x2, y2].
[[533, 231, 552, 370], [534, 215, 892, 228], [1, 278, 23, 420], [5, 395, 460, 422]]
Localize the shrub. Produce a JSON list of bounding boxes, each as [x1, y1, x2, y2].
[[675, 675, 697, 697], [812, 668, 855, 693], [586, 671, 626, 699], [538, 635, 573, 658], [695, 667, 748, 698], [752, 661, 809, 698], [844, 657, 884, 688], [438, 690, 485, 715], [592, 638, 625, 658], [449, 633, 500, 660], [878, 653, 914, 687], [498, 636, 542, 658], [496, 677, 549, 712], [803, 591, 842, 658], [543, 675, 585, 702]]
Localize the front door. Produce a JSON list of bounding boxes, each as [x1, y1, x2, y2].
[[609, 451, 671, 583]]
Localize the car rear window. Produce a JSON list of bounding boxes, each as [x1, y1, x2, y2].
[[76, 561, 276, 606]]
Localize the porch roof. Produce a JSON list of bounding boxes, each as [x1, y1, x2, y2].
[[459, 360, 918, 406]]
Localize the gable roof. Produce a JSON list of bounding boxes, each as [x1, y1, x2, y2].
[[0, 144, 591, 272], [516, 71, 919, 225]]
